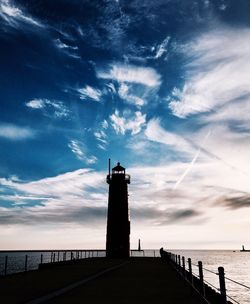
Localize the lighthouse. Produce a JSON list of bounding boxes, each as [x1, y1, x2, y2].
[[106, 160, 130, 258]]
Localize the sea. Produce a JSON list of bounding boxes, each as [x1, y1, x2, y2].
[[0, 249, 249, 304]]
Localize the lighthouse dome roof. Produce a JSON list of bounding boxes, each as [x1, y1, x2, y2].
[[112, 162, 125, 171]]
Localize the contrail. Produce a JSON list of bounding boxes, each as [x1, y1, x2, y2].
[[173, 130, 211, 190]]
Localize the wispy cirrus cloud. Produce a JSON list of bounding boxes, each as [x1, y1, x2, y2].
[[118, 82, 145, 107], [0, 123, 35, 140], [145, 118, 193, 154], [26, 98, 71, 119], [0, 0, 43, 28], [78, 85, 102, 102], [97, 63, 161, 87], [54, 38, 80, 59], [168, 27, 250, 119], [110, 110, 146, 135], [68, 140, 97, 164]]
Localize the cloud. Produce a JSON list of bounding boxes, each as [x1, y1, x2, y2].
[[78, 86, 102, 102], [218, 194, 250, 209], [168, 27, 250, 119], [54, 39, 78, 50], [94, 130, 108, 150], [110, 110, 146, 135], [0, 0, 43, 28], [0, 168, 106, 226], [97, 63, 161, 87], [118, 82, 145, 107], [0, 123, 35, 140], [145, 118, 193, 154], [54, 38, 80, 59], [132, 206, 201, 225], [68, 140, 97, 164], [26, 98, 71, 119]]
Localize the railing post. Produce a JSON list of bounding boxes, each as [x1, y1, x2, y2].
[[40, 254, 43, 265], [24, 255, 28, 272], [175, 254, 177, 265], [188, 258, 193, 285], [51, 252, 53, 263], [182, 256, 186, 277], [198, 261, 205, 297], [53, 253, 56, 263], [218, 267, 227, 303], [57, 252, 59, 262], [4, 255, 8, 276], [178, 255, 181, 270]]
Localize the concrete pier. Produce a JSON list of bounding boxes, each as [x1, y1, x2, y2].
[[0, 258, 204, 304]]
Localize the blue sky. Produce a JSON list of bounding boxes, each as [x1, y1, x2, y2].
[[0, 0, 250, 249]]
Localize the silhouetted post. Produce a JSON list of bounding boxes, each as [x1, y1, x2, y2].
[[188, 258, 193, 285], [24, 255, 28, 272], [175, 254, 178, 265], [53, 253, 56, 263], [154, 250, 156, 257], [40, 254, 43, 264], [4, 255, 8, 276], [71, 251, 73, 260], [138, 239, 141, 251], [182, 256, 186, 277], [50, 252, 53, 263], [106, 161, 130, 258], [218, 267, 227, 303], [178, 255, 181, 270], [57, 252, 59, 262], [198, 261, 205, 296]]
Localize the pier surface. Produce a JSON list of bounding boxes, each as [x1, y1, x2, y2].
[[0, 257, 203, 304]]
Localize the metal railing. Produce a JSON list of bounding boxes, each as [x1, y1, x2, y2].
[[164, 251, 250, 304], [0, 250, 106, 276], [0, 249, 160, 276]]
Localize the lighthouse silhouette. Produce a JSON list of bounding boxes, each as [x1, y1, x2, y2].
[[106, 159, 130, 258]]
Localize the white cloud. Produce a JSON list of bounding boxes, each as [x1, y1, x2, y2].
[[0, 0, 43, 28], [97, 63, 161, 87], [149, 36, 170, 60], [168, 27, 250, 118], [78, 85, 102, 102], [0, 123, 35, 140], [26, 98, 70, 118], [68, 140, 97, 164], [102, 119, 109, 129], [54, 39, 78, 50], [26, 99, 45, 109], [110, 110, 146, 135], [118, 82, 145, 107], [145, 118, 193, 154]]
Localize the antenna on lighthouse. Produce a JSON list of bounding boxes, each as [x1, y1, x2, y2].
[[108, 158, 111, 176]]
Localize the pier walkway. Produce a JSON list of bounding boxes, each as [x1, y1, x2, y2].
[[0, 257, 204, 304]]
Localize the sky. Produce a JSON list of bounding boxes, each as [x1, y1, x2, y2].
[[0, 0, 250, 250]]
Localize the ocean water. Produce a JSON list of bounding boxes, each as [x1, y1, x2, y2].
[[0, 250, 249, 304]]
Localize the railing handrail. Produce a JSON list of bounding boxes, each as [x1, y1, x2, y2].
[[164, 251, 246, 304]]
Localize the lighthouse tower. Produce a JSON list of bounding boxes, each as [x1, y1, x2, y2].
[[106, 160, 130, 258]]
